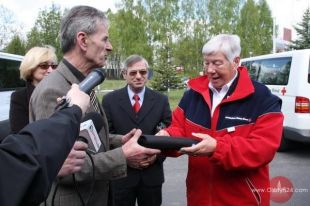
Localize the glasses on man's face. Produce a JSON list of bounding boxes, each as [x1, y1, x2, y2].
[[38, 63, 58, 70], [128, 70, 147, 76]]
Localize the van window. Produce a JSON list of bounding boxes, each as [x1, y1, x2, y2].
[[0, 58, 25, 91], [241, 57, 292, 85]]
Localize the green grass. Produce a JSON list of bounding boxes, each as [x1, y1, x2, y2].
[[97, 79, 184, 110], [162, 89, 185, 110]]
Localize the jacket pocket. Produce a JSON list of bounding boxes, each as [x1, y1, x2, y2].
[[245, 177, 262, 206]]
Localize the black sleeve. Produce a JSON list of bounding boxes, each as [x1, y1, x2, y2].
[[161, 95, 172, 128], [102, 94, 116, 133], [156, 95, 172, 164], [9, 91, 29, 133], [0, 105, 82, 206]]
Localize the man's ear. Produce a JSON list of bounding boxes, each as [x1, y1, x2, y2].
[[234, 57, 240, 65], [77, 32, 88, 51], [234, 57, 240, 66], [122, 70, 127, 79]]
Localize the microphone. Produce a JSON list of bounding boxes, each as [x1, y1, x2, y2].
[[79, 68, 105, 94], [138, 135, 200, 150], [55, 68, 105, 110], [79, 112, 104, 154]]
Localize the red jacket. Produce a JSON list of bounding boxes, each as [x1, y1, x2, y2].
[[165, 67, 284, 206]]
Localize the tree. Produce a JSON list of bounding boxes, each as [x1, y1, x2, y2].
[[111, 0, 182, 88], [291, 8, 310, 50], [4, 35, 26, 55], [26, 27, 42, 50], [140, 0, 182, 91], [173, 0, 208, 73], [107, 4, 152, 72], [151, 47, 182, 91], [106, 0, 276, 87], [0, 6, 23, 50], [207, 0, 242, 35], [256, 0, 273, 54], [236, 0, 273, 57], [26, 4, 62, 59]]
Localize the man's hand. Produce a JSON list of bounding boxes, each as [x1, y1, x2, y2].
[[67, 84, 90, 114], [179, 133, 217, 157], [122, 129, 160, 169], [57, 141, 88, 176], [139, 154, 157, 169], [57, 84, 90, 114], [121, 129, 137, 144]]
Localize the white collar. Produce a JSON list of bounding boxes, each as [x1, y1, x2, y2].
[[208, 71, 238, 94], [127, 86, 145, 101]]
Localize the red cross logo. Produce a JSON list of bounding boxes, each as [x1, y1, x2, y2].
[[281, 87, 286, 96]]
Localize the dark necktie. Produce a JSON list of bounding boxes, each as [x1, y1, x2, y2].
[[90, 90, 101, 114], [133, 94, 140, 113]]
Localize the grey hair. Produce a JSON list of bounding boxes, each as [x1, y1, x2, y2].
[[202, 34, 241, 62], [122, 55, 149, 70], [60, 5, 108, 53]]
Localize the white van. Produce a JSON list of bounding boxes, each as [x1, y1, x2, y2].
[[0, 52, 24, 140], [240, 49, 310, 151]]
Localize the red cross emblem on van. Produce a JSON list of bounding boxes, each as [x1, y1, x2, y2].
[[281, 87, 286, 96]]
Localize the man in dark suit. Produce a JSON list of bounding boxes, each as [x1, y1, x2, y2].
[[102, 55, 172, 206]]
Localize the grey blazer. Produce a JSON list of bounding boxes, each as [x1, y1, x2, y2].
[[29, 61, 127, 206]]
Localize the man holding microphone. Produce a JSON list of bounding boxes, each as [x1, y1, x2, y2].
[[0, 84, 89, 205]]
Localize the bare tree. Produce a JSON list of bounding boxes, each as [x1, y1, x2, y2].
[[0, 6, 23, 51]]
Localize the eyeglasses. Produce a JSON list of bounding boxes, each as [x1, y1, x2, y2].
[[127, 70, 147, 76], [38, 64, 58, 70]]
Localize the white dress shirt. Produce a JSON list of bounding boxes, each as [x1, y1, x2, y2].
[[127, 86, 145, 106], [209, 72, 238, 116]]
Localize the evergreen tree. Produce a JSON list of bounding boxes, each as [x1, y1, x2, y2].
[[151, 47, 181, 91], [291, 8, 310, 50], [26, 27, 42, 50], [4, 35, 26, 55]]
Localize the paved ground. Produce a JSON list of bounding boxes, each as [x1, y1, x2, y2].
[[162, 155, 187, 206], [162, 144, 310, 206]]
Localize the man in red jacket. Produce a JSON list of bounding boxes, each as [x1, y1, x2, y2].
[[158, 34, 284, 206]]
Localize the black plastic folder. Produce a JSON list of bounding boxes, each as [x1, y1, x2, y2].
[[138, 135, 200, 150]]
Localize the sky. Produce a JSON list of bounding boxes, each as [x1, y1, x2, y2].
[[0, 0, 310, 40]]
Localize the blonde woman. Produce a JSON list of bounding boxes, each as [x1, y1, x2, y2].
[[9, 46, 58, 133]]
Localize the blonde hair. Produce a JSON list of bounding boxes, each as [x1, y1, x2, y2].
[[20, 46, 58, 81]]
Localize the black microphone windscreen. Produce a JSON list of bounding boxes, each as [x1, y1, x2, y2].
[[82, 112, 104, 132], [79, 68, 105, 94]]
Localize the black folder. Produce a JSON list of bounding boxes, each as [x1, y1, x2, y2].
[[138, 135, 200, 150]]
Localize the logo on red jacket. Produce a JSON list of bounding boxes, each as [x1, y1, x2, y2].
[[270, 176, 294, 203]]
